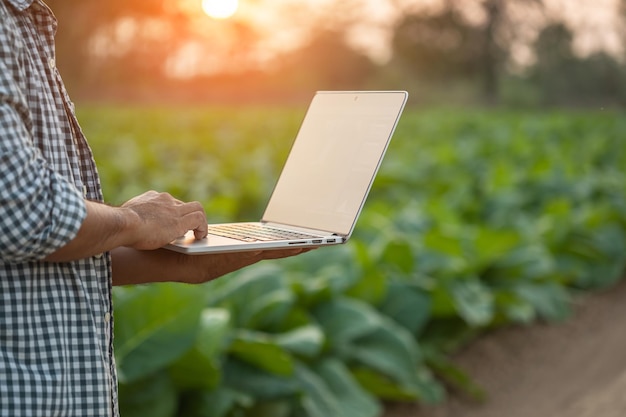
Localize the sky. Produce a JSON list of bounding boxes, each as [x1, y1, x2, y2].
[[546, 0, 623, 56], [229, 0, 624, 58], [97, 0, 626, 77]]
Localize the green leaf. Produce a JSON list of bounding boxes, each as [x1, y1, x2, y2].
[[279, 306, 315, 331], [223, 358, 300, 400], [450, 278, 495, 327], [114, 283, 207, 383], [345, 268, 388, 306], [118, 371, 178, 417], [196, 308, 232, 358], [429, 283, 458, 318], [315, 359, 381, 417], [514, 282, 572, 321], [352, 366, 445, 404], [206, 264, 290, 328], [381, 239, 415, 274], [379, 282, 431, 336], [294, 363, 348, 417], [178, 387, 246, 417], [351, 367, 418, 402], [493, 244, 555, 280], [289, 245, 362, 301], [313, 298, 383, 352], [245, 289, 295, 330], [472, 227, 521, 268], [229, 329, 294, 376], [291, 275, 334, 308], [347, 318, 422, 387], [274, 324, 325, 358], [426, 352, 485, 402], [424, 229, 464, 257], [245, 400, 294, 417], [169, 349, 221, 392], [494, 291, 536, 324], [169, 308, 231, 390]]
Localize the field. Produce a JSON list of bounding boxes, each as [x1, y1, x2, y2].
[[79, 105, 626, 417]]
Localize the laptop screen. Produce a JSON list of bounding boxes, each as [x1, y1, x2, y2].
[[261, 91, 408, 236]]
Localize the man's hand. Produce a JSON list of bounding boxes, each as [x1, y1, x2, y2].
[[121, 191, 207, 250], [184, 248, 311, 284], [46, 188, 314, 284], [111, 246, 312, 286], [45, 191, 207, 262]]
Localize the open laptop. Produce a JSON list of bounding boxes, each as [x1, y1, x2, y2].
[[165, 90, 408, 255]]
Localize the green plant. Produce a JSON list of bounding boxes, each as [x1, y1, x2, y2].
[[80, 105, 626, 416]]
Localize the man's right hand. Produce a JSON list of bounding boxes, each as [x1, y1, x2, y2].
[[45, 191, 208, 262], [121, 191, 208, 250]]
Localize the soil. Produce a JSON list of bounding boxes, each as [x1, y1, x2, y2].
[[384, 278, 626, 417]]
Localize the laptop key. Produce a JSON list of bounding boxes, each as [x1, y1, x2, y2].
[[206, 223, 317, 242]]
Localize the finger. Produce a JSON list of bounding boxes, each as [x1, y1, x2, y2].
[[177, 200, 205, 215], [180, 211, 208, 239], [177, 201, 206, 220], [193, 223, 208, 240]]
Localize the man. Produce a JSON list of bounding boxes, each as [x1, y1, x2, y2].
[[0, 1, 307, 415]]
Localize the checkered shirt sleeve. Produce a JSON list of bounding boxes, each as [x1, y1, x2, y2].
[[0, 1, 118, 416], [0, 95, 88, 261]]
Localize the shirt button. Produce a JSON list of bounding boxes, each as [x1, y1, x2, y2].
[[104, 312, 111, 323], [94, 252, 104, 259], [48, 57, 55, 70]]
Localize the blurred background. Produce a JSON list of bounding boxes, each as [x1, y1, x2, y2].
[[49, 0, 626, 107], [43, 1, 626, 417]]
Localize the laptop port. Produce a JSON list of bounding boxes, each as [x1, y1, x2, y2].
[[312, 239, 323, 244], [326, 239, 336, 243]]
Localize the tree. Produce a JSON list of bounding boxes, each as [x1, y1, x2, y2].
[[530, 23, 626, 105], [532, 23, 578, 104], [46, 0, 195, 96], [389, 0, 544, 103], [46, 0, 379, 100], [271, 29, 377, 91], [391, 7, 485, 81]]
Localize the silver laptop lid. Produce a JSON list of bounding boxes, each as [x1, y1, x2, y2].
[[261, 91, 408, 237]]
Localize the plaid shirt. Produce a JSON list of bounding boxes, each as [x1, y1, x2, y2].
[[0, 0, 118, 415]]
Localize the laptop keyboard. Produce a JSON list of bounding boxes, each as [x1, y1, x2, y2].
[[206, 223, 319, 242]]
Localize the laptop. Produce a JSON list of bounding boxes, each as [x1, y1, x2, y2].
[[165, 90, 408, 255]]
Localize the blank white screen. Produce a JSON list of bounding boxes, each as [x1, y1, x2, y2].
[[262, 91, 407, 236]]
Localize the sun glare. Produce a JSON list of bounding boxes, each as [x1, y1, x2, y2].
[[201, 0, 239, 19]]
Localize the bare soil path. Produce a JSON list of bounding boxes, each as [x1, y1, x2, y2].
[[384, 279, 626, 417]]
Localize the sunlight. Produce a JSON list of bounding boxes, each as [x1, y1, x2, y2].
[[201, 0, 239, 19]]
